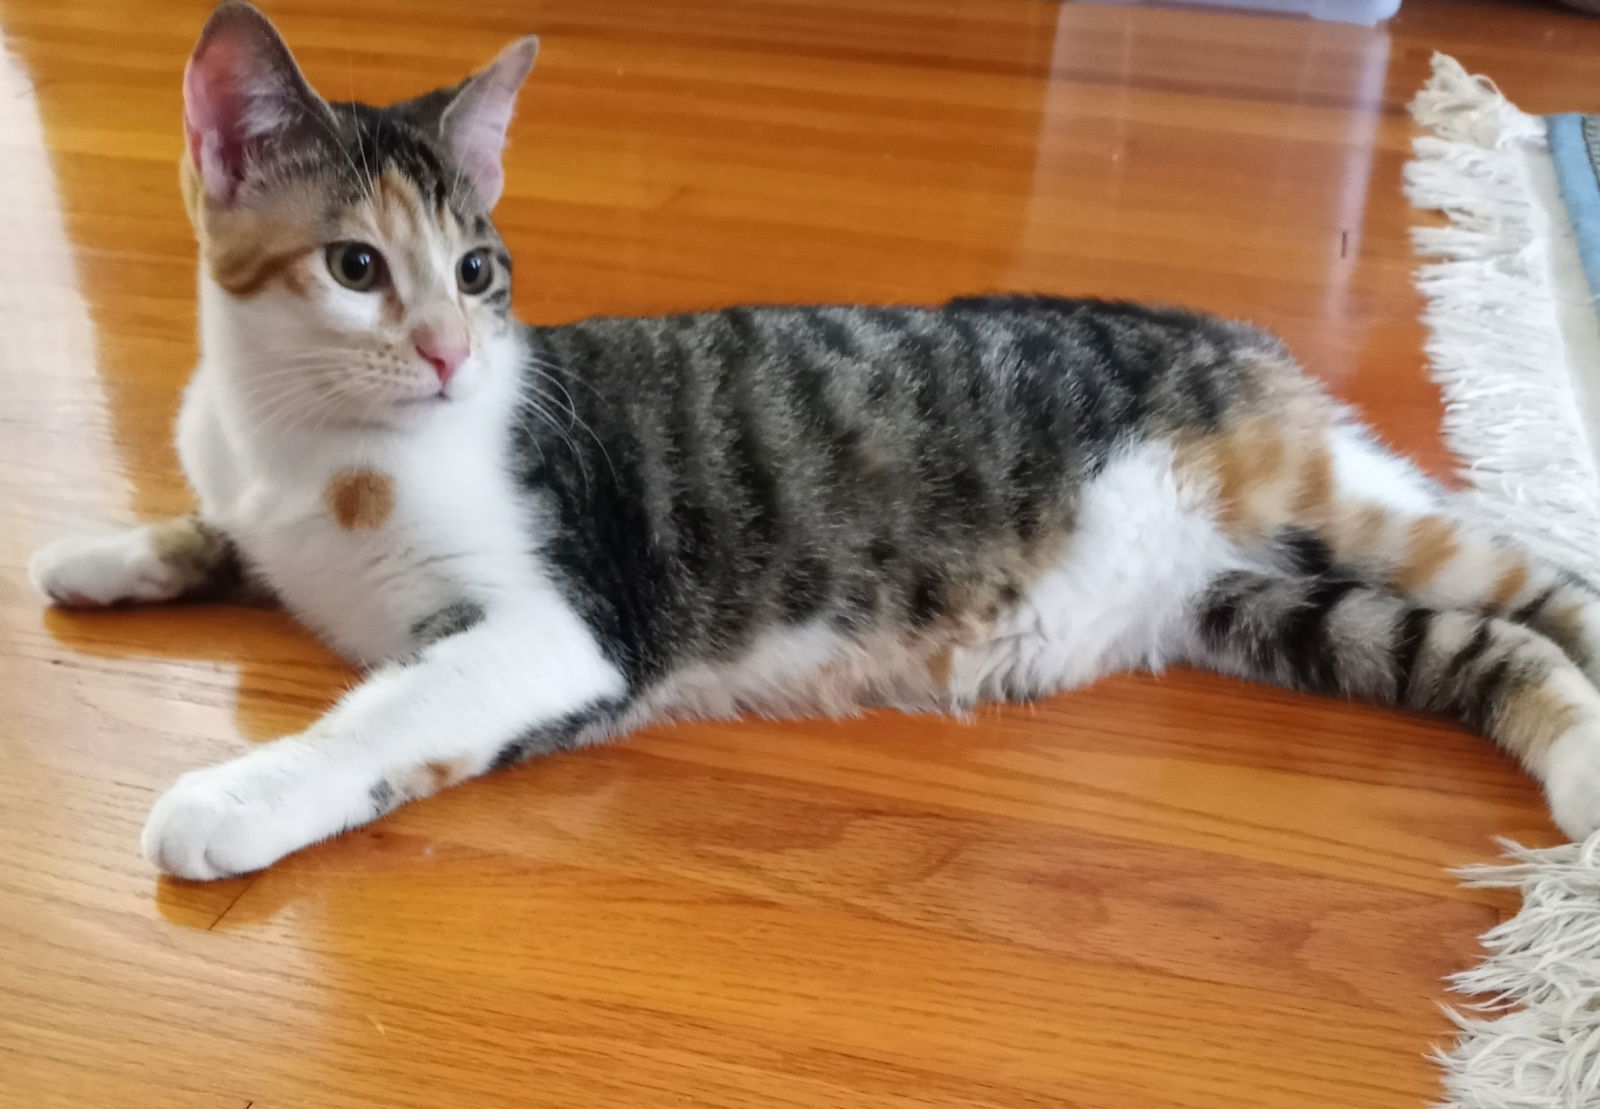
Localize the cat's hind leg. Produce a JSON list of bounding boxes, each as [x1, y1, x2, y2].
[[30, 514, 248, 606], [1179, 415, 1600, 836], [1304, 428, 1600, 686], [1185, 568, 1600, 839], [1185, 416, 1600, 685]]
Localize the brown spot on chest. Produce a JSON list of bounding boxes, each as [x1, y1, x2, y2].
[[326, 469, 395, 531]]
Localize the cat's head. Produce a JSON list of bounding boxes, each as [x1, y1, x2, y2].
[[182, 1, 536, 429]]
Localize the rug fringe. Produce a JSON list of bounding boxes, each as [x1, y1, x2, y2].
[[1432, 832, 1600, 1108], [1406, 52, 1600, 582], [1411, 53, 1600, 1109]]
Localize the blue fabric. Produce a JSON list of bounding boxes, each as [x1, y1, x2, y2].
[[1547, 113, 1600, 300]]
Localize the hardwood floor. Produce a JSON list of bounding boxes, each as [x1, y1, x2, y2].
[[6, 0, 1600, 1105]]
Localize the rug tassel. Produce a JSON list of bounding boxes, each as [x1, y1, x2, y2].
[[1410, 53, 1600, 1108], [1406, 52, 1600, 583], [1433, 833, 1600, 1108]]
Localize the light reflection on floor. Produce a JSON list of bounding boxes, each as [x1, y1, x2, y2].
[[1085, 0, 1401, 26], [0, 37, 117, 537]]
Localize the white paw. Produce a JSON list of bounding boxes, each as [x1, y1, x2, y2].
[[29, 529, 183, 607], [1543, 726, 1600, 841], [141, 742, 357, 880]]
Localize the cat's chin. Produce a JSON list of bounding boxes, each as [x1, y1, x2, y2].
[[328, 394, 453, 433]]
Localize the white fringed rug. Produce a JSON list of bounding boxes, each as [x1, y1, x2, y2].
[[1409, 54, 1600, 1108], [1439, 839, 1600, 1106]]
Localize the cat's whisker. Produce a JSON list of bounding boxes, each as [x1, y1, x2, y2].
[[226, 356, 360, 380], [516, 390, 590, 497], [244, 369, 346, 421], [522, 363, 617, 483], [524, 353, 605, 401], [503, 407, 549, 477], [241, 382, 337, 447]]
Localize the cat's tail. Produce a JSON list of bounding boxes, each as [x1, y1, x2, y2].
[[1184, 567, 1600, 839]]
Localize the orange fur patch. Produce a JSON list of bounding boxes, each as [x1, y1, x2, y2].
[[376, 169, 427, 242], [1486, 560, 1532, 615], [1243, 431, 1287, 528], [1289, 444, 1334, 524], [393, 760, 467, 801], [1212, 430, 1282, 532], [1393, 514, 1460, 594], [1498, 681, 1580, 767], [1180, 421, 1329, 538], [200, 204, 319, 297], [1543, 601, 1590, 666], [213, 247, 309, 297], [187, 161, 324, 298], [1340, 503, 1388, 560], [326, 469, 395, 531]]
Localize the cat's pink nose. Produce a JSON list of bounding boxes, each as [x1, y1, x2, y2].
[[412, 329, 469, 385]]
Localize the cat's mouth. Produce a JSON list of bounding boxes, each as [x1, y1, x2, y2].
[[395, 387, 453, 407]]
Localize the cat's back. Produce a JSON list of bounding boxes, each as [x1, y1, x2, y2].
[[527, 294, 1280, 473], [538, 294, 1270, 398]]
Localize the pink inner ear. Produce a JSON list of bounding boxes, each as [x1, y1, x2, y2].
[[184, 41, 250, 203], [444, 39, 537, 208], [454, 109, 510, 205]]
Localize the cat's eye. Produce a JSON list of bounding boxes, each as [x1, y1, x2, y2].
[[325, 241, 386, 292], [457, 249, 494, 295]]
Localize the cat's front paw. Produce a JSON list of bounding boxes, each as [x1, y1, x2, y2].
[[1544, 726, 1600, 841], [29, 529, 185, 607], [141, 742, 352, 880]]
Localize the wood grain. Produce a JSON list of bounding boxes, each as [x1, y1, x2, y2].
[[3, 0, 1597, 1105]]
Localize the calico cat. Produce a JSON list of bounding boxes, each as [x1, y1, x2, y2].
[[29, 0, 1600, 880]]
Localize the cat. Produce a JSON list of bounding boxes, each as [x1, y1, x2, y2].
[[29, 0, 1600, 880]]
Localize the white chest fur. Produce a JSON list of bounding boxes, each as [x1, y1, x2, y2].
[[176, 366, 536, 665]]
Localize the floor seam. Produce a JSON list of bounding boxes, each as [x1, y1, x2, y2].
[[207, 878, 261, 931]]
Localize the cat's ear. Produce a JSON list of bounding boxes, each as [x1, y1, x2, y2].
[[434, 37, 540, 208], [183, 1, 333, 204]]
